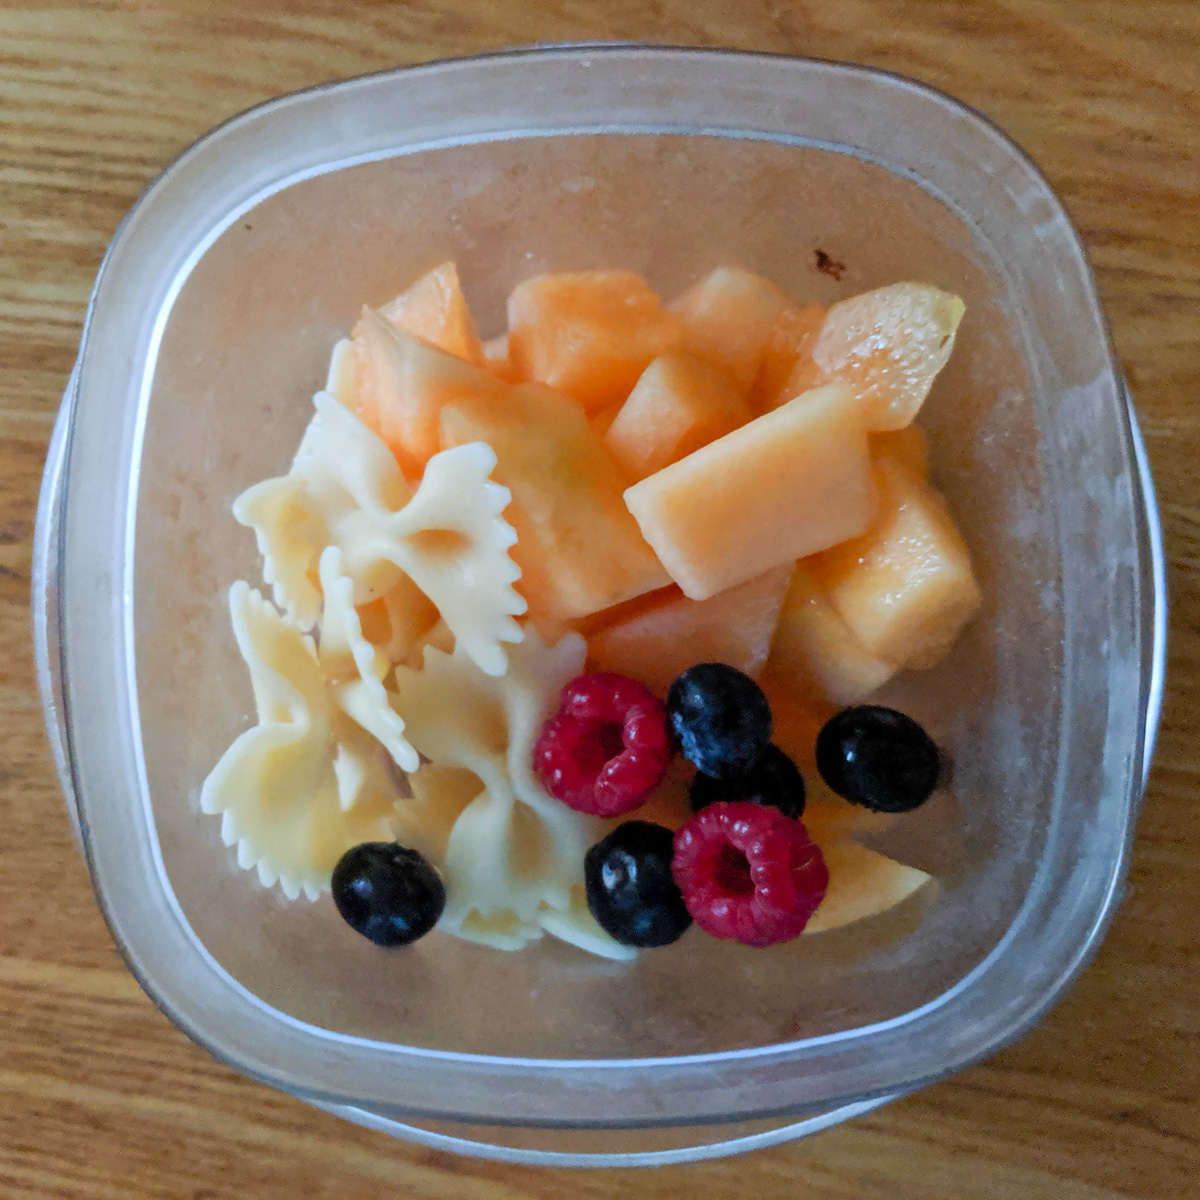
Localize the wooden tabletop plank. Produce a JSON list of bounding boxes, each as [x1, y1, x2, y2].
[[2, 2, 1197, 1196]]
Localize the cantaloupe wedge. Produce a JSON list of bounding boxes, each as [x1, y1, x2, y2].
[[481, 333, 520, 383], [802, 839, 932, 934], [586, 565, 793, 693], [782, 283, 965, 430], [768, 562, 896, 705], [751, 302, 825, 411], [869, 423, 929, 479], [352, 308, 508, 478], [589, 403, 623, 441], [624, 382, 876, 601], [809, 453, 981, 669], [506, 270, 682, 413], [379, 261, 484, 365], [671, 267, 796, 393], [603, 351, 750, 481], [440, 382, 671, 621]]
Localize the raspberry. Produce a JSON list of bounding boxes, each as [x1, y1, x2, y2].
[[534, 672, 672, 817], [672, 801, 828, 946]]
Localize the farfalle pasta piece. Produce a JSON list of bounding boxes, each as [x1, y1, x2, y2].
[[200, 582, 404, 900], [234, 390, 525, 675], [356, 574, 439, 668], [392, 628, 634, 957], [317, 545, 419, 775], [325, 337, 358, 408]]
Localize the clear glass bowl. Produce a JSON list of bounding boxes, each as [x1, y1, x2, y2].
[[33, 46, 1165, 1166]]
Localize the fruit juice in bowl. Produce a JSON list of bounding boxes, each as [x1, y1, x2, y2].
[[34, 47, 1163, 1165]]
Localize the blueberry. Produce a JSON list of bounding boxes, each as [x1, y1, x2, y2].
[[815, 706, 940, 813], [689, 743, 806, 820], [666, 663, 772, 779], [584, 821, 692, 948], [331, 842, 445, 947]]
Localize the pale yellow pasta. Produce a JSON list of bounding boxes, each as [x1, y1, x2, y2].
[[317, 545, 418, 776], [324, 337, 358, 408], [200, 583, 402, 901], [358, 574, 439, 668], [392, 629, 636, 959], [233, 390, 525, 676]]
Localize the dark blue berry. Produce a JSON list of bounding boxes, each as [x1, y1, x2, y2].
[[666, 663, 772, 779], [689, 743, 806, 820], [331, 842, 445, 946], [815, 706, 940, 813], [584, 821, 692, 948]]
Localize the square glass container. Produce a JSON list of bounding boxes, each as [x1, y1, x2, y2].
[[34, 46, 1165, 1165]]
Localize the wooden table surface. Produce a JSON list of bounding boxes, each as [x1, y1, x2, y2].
[[2, 2, 1198, 1196]]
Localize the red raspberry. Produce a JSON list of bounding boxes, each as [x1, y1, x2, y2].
[[672, 801, 828, 946], [534, 673, 672, 817]]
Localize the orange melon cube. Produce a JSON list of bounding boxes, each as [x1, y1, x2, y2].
[[624, 382, 876, 601], [751, 302, 825, 411], [869, 424, 930, 479], [588, 403, 623, 441], [603, 351, 751, 481], [379, 261, 484, 365], [802, 840, 931, 935], [481, 333, 520, 383], [352, 308, 507, 478], [782, 282, 965, 430], [506, 270, 682, 413], [769, 562, 896, 705], [586, 565, 792, 693], [671, 267, 796, 393], [809, 454, 981, 669], [440, 382, 670, 621]]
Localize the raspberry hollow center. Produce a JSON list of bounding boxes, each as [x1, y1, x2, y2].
[[597, 721, 626, 762], [715, 844, 754, 896]]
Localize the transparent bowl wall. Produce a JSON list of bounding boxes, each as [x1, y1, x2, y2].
[[40, 47, 1162, 1149]]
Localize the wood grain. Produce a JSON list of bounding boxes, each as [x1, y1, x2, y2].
[[2, 2, 1198, 1196]]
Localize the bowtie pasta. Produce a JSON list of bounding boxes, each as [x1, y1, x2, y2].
[[393, 629, 635, 959], [234, 390, 526, 677], [200, 582, 405, 901]]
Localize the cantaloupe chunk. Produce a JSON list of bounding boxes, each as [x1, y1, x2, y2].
[[481, 333, 520, 383], [869, 424, 930, 479], [671, 267, 796, 392], [624, 382, 876, 601], [589, 403, 623, 441], [586, 565, 792, 693], [352, 308, 507, 478], [782, 283, 965, 430], [768, 562, 895, 705], [802, 840, 932, 934], [380, 261, 484, 365], [440, 382, 671, 621], [506, 270, 682, 413], [751, 302, 825, 411], [809, 454, 981, 669], [603, 351, 750, 481]]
